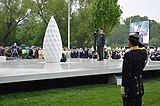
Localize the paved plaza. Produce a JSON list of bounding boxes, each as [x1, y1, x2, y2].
[[0, 58, 160, 84]]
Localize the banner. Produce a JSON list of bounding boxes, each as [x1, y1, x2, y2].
[[130, 21, 150, 43]]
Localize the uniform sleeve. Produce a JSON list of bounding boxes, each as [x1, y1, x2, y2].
[[102, 34, 105, 46], [94, 32, 97, 37], [122, 53, 132, 89]]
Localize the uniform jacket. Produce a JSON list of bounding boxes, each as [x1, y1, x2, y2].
[[122, 46, 148, 97], [97, 33, 105, 47]]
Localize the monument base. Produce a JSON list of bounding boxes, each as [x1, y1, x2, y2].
[[108, 75, 122, 85], [0, 59, 160, 84], [0, 56, 6, 62]]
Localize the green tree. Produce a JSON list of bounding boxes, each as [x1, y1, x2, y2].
[[34, 0, 68, 46], [92, 0, 122, 36], [16, 16, 46, 46], [149, 20, 160, 46], [108, 24, 128, 47], [124, 15, 149, 29], [71, 0, 94, 48], [0, 0, 35, 45]]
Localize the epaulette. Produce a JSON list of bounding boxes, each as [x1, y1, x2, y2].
[[140, 47, 145, 50], [140, 47, 148, 52], [125, 49, 131, 54]]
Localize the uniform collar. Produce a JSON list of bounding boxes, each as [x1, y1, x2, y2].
[[130, 46, 140, 50], [100, 32, 103, 34]]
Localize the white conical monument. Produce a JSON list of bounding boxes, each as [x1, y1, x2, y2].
[[43, 16, 63, 63]]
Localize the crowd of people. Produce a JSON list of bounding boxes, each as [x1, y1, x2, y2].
[[64, 47, 125, 60], [1, 43, 160, 61], [149, 47, 160, 61], [0, 44, 43, 59], [0, 43, 126, 60], [67, 46, 160, 61]]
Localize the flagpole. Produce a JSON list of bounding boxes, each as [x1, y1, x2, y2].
[[68, 0, 70, 49]]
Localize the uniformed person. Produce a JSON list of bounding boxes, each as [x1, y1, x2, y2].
[[97, 28, 105, 61], [121, 32, 148, 106]]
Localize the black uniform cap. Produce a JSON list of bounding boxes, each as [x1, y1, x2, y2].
[[128, 32, 140, 46], [129, 32, 139, 42]]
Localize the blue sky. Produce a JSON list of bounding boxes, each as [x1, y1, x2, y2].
[[118, 0, 160, 22]]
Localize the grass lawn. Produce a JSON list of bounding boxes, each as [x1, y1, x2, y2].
[[0, 78, 160, 106]]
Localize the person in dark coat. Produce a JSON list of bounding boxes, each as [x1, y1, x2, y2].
[[121, 32, 148, 106], [97, 28, 105, 61]]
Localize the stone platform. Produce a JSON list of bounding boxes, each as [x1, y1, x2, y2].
[[0, 58, 160, 84]]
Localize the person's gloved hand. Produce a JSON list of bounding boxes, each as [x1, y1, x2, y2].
[[121, 86, 127, 98]]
